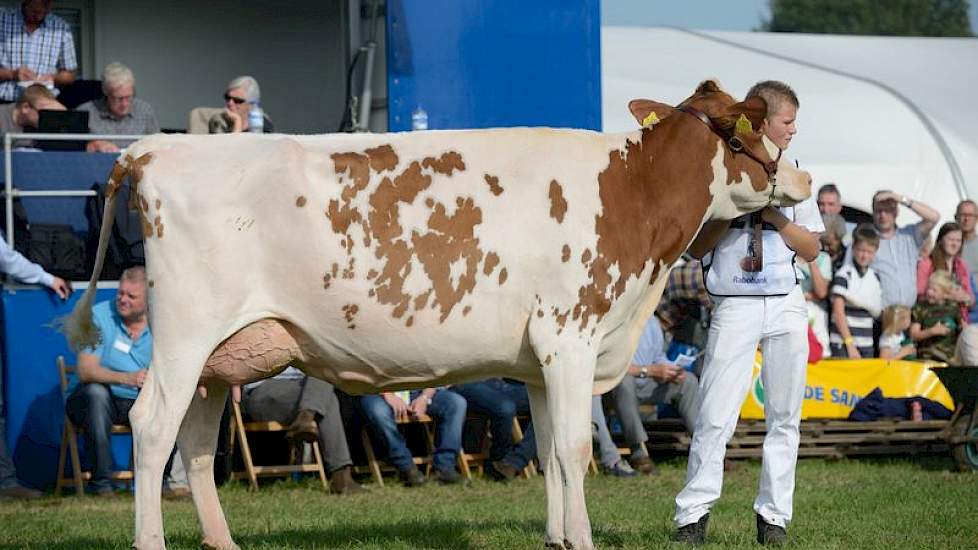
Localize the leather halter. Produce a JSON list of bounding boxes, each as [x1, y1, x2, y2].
[[678, 105, 781, 183]]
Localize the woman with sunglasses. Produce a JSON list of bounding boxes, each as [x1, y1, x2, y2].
[[208, 75, 274, 134]]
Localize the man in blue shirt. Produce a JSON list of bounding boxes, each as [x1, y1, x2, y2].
[[65, 266, 149, 496], [0, 233, 69, 499]]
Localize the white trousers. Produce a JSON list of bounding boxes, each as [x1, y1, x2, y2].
[[675, 287, 807, 528]]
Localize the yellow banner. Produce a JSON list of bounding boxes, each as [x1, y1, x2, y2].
[[739, 354, 954, 419]]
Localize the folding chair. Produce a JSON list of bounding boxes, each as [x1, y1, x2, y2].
[[228, 400, 328, 491], [54, 356, 135, 496]]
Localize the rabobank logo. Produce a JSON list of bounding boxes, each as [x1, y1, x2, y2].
[[751, 374, 765, 407]]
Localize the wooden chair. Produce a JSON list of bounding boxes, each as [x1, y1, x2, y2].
[[358, 413, 473, 487], [228, 400, 328, 491], [55, 356, 135, 496]]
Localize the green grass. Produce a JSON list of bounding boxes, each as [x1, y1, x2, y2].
[[1, 456, 976, 549]]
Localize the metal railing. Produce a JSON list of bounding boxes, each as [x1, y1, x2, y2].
[[2, 132, 143, 247]]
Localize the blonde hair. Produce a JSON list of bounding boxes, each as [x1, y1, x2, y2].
[[926, 270, 957, 296], [102, 62, 135, 91], [881, 305, 911, 336]]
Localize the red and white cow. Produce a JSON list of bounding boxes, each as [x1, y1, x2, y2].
[[64, 80, 809, 550]]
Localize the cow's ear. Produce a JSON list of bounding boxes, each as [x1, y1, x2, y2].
[[721, 97, 767, 135], [628, 99, 675, 128]]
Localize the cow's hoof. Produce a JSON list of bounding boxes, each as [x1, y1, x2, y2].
[[544, 541, 567, 549], [201, 538, 240, 550]]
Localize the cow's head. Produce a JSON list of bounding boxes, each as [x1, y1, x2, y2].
[[629, 80, 811, 220]]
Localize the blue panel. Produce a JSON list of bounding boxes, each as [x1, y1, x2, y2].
[[387, 0, 601, 131], [1, 152, 118, 233], [1, 287, 132, 489]]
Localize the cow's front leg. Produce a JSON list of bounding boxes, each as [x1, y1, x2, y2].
[[527, 385, 565, 548], [531, 327, 597, 550], [178, 383, 239, 550]]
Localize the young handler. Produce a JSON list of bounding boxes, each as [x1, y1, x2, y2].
[[674, 80, 822, 546]]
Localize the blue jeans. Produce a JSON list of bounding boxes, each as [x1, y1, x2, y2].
[[65, 383, 135, 491], [471, 379, 537, 470], [359, 389, 466, 473], [453, 379, 527, 462]]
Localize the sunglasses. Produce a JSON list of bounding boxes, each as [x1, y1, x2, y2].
[[224, 94, 247, 105]]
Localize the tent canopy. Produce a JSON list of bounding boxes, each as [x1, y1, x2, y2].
[[602, 27, 978, 223]]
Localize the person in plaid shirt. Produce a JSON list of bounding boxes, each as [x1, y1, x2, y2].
[[79, 62, 160, 152], [0, 0, 77, 102]]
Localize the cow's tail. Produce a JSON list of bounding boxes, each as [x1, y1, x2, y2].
[[58, 157, 130, 352]]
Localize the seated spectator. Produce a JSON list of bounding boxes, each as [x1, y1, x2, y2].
[[916, 222, 974, 324], [879, 305, 915, 360], [820, 212, 847, 275], [0, 83, 65, 147], [591, 395, 636, 477], [359, 387, 465, 486], [910, 271, 962, 363], [79, 62, 159, 152], [0, 0, 77, 102], [65, 266, 149, 496], [451, 378, 529, 481], [612, 315, 698, 475], [655, 256, 711, 376], [241, 367, 363, 494], [798, 215, 834, 356], [829, 224, 882, 359], [870, 190, 940, 309], [209, 76, 273, 134]]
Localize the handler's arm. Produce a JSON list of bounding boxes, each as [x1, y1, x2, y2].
[[687, 220, 731, 259], [761, 207, 820, 262]]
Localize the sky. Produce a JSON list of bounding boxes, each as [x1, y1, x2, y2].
[[602, 0, 978, 34]]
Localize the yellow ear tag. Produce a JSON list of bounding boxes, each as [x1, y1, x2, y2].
[[735, 114, 754, 136], [642, 111, 660, 127]]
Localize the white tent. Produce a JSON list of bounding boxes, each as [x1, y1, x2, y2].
[[602, 26, 978, 223]]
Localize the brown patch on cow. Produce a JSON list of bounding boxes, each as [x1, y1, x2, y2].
[[581, 249, 592, 264], [366, 144, 399, 172], [572, 118, 715, 329], [537, 309, 544, 318], [406, 316, 414, 327], [323, 273, 332, 290], [561, 244, 571, 263], [156, 224, 164, 238], [421, 151, 465, 176], [148, 280, 155, 288], [548, 180, 568, 223], [484, 174, 503, 196], [483, 252, 499, 276], [342, 304, 359, 329], [331, 263, 339, 277], [463, 305, 471, 316], [135, 193, 153, 238], [343, 258, 356, 279], [154, 199, 161, 209], [296, 196, 307, 207], [412, 197, 484, 321], [325, 145, 506, 324], [498, 268, 508, 285], [544, 355, 552, 365]]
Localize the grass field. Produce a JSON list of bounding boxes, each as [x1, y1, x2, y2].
[[1, 456, 976, 549]]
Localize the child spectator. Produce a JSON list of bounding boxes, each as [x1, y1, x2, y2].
[[916, 222, 974, 325], [910, 271, 962, 362], [829, 224, 883, 359], [879, 305, 915, 360]]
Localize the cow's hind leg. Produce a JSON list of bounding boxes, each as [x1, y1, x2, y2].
[[178, 382, 239, 550], [131, 349, 210, 550]]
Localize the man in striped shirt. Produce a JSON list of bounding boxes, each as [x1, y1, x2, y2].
[[0, 0, 77, 102], [829, 224, 883, 358]]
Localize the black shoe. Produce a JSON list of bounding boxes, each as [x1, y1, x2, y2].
[[756, 514, 788, 546], [398, 467, 426, 487], [432, 468, 463, 485], [0, 483, 42, 499], [489, 460, 519, 481], [674, 513, 709, 545]]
